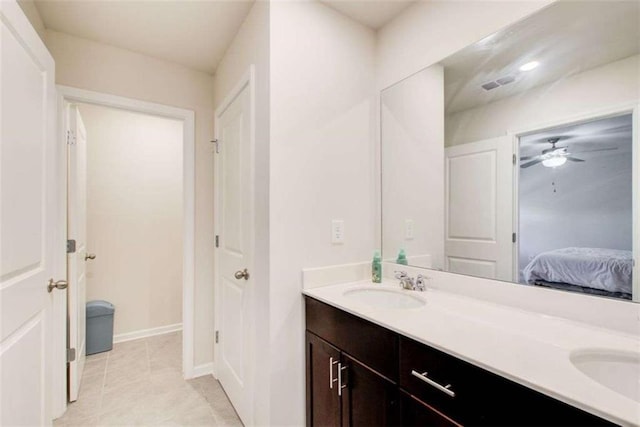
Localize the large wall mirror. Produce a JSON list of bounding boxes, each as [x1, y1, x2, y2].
[[381, 1, 640, 302]]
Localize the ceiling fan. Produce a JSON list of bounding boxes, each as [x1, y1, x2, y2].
[[519, 137, 618, 168]]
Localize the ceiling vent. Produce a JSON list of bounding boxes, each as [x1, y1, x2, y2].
[[481, 75, 516, 91]]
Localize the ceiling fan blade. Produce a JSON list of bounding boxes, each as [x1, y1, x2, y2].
[[520, 159, 543, 168], [567, 157, 585, 162], [571, 147, 618, 154], [519, 155, 536, 161]]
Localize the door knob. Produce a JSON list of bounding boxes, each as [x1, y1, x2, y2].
[[47, 279, 68, 293], [85, 253, 96, 261], [234, 269, 250, 280]]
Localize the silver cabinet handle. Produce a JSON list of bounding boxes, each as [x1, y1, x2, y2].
[[411, 370, 456, 398], [234, 269, 250, 280], [337, 363, 347, 396], [47, 279, 68, 293], [329, 357, 338, 389]]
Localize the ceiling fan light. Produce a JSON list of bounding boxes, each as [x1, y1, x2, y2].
[[542, 156, 567, 168]]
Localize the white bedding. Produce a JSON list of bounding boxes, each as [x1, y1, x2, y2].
[[522, 247, 632, 294]]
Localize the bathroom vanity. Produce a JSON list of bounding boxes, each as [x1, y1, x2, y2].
[[303, 279, 639, 426]]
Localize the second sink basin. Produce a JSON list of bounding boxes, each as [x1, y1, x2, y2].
[[570, 349, 640, 403], [343, 287, 425, 309]]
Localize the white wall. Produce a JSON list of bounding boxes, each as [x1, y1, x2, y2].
[[446, 55, 640, 146], [44, 30, 215, 367], [211, 2, 270, 424], [381, 65, 444, 268], [269, 1, 377, 424], [376, 0, 553, 90], [78, 104, 183, 336]]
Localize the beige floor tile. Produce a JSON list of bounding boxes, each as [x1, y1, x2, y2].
[[83, 358, 108, 378], [64, 416, 98, 427], [62, 333, 241, 427], [61, 392, 102, 421], [86, 351, 109, 361], [79, 374, 105, 397]]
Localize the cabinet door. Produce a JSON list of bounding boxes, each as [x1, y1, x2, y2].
[[307, 332, 341, 427], [341, 354, 399, 427]]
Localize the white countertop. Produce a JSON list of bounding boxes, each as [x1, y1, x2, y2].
[[303, 280, 640, 426]]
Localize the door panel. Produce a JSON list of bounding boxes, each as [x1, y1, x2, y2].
[[67, 105, 88, 401], [0, 1, 56, 425], [216, 82, 254, 425], [341, 354, 398, 427], [445, 137, 513, 281], [306, 332, 341, 427]]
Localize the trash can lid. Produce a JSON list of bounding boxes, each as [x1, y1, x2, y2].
[[86, 300, 115, 317]]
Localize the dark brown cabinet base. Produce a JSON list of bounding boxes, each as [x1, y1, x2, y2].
[[305, 296, 614, 427]]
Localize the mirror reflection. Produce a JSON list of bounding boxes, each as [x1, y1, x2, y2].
[[381, 1, 639, 302]]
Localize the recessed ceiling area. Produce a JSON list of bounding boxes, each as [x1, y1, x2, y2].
[[34, 0, 254, 74], [319, 0, 415, 29]]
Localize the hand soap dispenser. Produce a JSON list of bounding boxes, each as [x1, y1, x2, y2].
[[372, 251, 382, 283], [396, 249, 408, 265]]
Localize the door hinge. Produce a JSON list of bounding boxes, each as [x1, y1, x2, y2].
[[513, 154, 517, 165], [215, 331, 219, 344], [67, 348, 76, 363], [211, 139, 219, 154], [512, 232, 517, 243], [67, 130, 76, 145], [215, 235, 219, 248], [67, 239, 76, 253]]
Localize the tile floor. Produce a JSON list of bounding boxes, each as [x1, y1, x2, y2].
[[53, 332, 242, 426]]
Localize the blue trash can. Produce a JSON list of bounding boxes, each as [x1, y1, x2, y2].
[[86, 300, 115, 355]]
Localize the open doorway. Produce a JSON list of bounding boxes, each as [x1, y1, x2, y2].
[[517, 113, 634, 300], [54, 86, 197, 416]]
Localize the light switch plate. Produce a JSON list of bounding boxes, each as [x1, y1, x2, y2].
[[331, 220, 345, 244], [405, 219, 414, 240]]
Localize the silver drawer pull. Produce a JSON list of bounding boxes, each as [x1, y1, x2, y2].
[[411, 370, 456, 398], [329, 357, 338, 389], [338, 363, 348, 396]]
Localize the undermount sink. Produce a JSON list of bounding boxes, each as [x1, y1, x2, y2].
[[343, 287, 425, 309], [570, 349, 640, 402]]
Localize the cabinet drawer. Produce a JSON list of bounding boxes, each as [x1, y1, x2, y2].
[[400, 337, 614, 426], [305, 297, 398, 381], [399, 391, 461, 427], [399, 336, 486, 424]]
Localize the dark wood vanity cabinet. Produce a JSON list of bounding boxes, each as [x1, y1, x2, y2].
[[305, 296, 614, 427]]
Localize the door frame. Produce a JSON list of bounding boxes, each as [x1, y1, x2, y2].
[[52, 85, 196, 416], [508, 101, 640, 299], [213, 64, 256, 392]]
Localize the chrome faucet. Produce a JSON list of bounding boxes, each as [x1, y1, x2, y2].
[[394, 271, 428, 292]]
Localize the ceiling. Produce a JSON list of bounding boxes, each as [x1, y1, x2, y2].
[[442, 1, 640, 114], [34, 0, 254, 74], [319, 0, 415, 29]]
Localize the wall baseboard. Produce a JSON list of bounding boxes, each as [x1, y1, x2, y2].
[[113, 323, 182, 344], [191, 362, 214, 379]]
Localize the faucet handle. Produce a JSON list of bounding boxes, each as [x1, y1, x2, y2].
[[414, 274, 429, 291], [394, 270, 408, 280]]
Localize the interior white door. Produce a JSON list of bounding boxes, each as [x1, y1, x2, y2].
[[0, 1, 57, 425], [215, 82, 254, 425], [67, 105, 89, 402], [445, 136, 514, 281]]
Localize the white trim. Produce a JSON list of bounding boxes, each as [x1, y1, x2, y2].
[[113, 323, 183, 344], [507, 101, 640, 298], [54, 86, 198, 401], [191, 363, 215, 379], [213, 65, 256, 425]]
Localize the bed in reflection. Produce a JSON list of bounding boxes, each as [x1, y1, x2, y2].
[[522, 247, 633, 300]]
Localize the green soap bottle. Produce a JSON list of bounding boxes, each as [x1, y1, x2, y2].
[[372, 251, 382, 283], [396, 248, 408, 265]]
